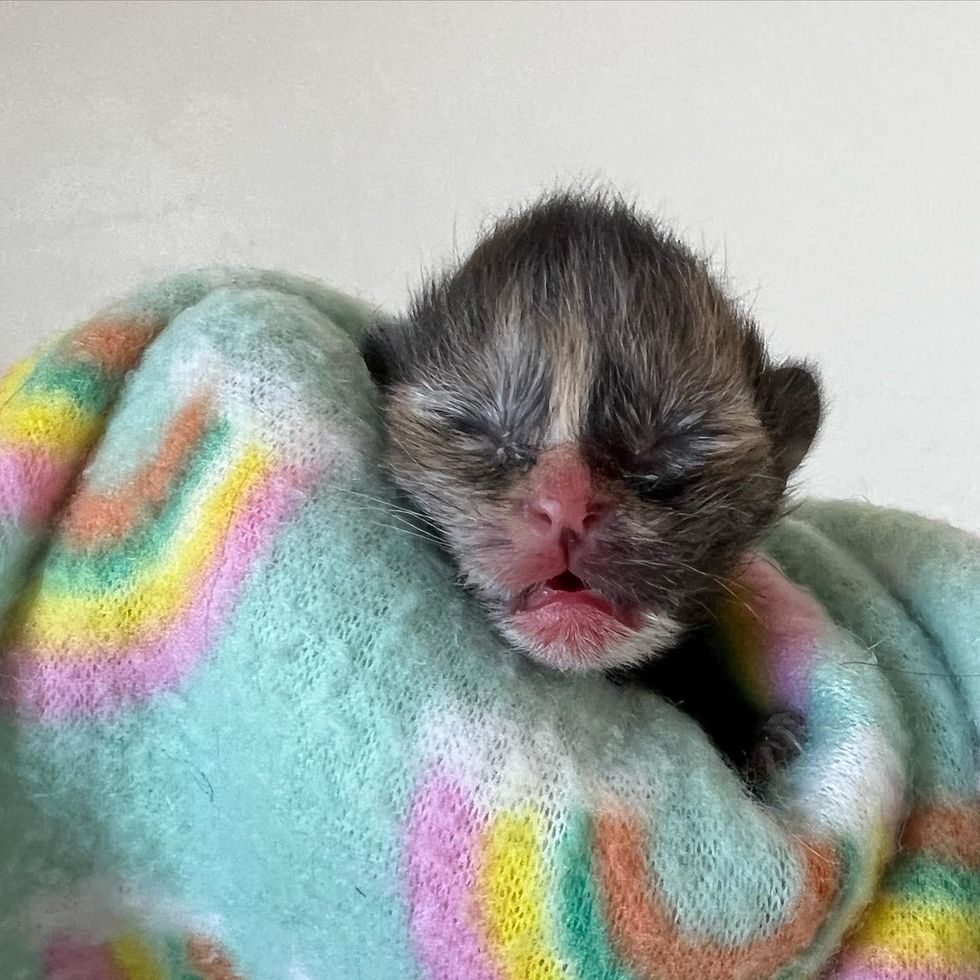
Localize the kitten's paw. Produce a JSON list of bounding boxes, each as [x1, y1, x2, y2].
[[744, 709, 807, 791]]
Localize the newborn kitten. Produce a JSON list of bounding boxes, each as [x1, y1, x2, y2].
[[363, 193, 819, 771], [364, 193, 820, 668]]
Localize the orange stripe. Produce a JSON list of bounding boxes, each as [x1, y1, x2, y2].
[[60, 396, 211, 548], [185, 936, 242, 980], [901, 801, 980, 869], [594, 813, 839, 980], [63, 316, 165, 374]]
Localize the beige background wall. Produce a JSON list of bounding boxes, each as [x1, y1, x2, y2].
[[2, 1, 978, 528]]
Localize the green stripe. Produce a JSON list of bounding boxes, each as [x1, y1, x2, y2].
[[557, 810, 633, 980], [23, 355, 115, 415], [883, 852, 980, 907], [40, 420, 231, 595], [162, 934, 194, 980]]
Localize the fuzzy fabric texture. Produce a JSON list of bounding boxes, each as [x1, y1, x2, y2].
[[0, 270, 977, 980]]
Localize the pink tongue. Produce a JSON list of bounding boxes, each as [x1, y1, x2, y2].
[[546, 571, 586, 592]]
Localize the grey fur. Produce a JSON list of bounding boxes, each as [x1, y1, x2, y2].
[[363, 190, 821, 667]]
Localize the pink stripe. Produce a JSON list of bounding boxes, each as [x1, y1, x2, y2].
[[405, 769, 499, 980], [738, 556, 826, 711], [43, 934, 120, 980], [3, 465, 310, 719], [0, 449, 74, 522]]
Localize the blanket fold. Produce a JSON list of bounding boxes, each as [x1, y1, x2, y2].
[[0, 271, 976, 980]]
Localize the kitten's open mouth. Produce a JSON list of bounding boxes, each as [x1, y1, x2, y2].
[[507, 572, 643, 668], [519, 572, 622, 618]]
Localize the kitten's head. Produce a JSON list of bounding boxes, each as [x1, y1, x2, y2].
[[364, 193, 821, 671]]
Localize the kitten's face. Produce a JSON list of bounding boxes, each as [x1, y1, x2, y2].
[[365, 196, 820, 671]]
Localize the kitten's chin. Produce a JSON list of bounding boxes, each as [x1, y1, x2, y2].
[[500, 595, 680, 672]]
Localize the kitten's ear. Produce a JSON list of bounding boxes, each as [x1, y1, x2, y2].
[[757, 360, 822, 477], [360, 318, 406, 388]]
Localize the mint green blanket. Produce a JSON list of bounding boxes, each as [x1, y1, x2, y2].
[[0, 271, 977, 979]]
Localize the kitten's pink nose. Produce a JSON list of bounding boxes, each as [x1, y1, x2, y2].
[[526, 494, 605, 536], [523, 448, 609, 543]]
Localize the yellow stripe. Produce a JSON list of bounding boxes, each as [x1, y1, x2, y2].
[[110, 932, 165, 979], [0, 389, 102, 457], [480, 809, 567, 980], [7, 444, 270, 652], [851, 895, 980, 967]]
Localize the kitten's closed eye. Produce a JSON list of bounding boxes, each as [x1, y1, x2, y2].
[[426, 404, 539, 473], [439, 410, 485, 437], [622, 469, 692, 505], [585, 431, 703, 504], [435, 407, 496, 439]]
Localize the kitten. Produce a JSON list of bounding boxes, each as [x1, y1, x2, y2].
[[363, 192, 820, 773]]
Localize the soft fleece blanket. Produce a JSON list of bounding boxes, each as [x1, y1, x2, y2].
[[0, 270, 977, 980]]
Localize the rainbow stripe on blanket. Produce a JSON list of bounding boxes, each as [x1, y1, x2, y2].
[[830, 801, 980, 980], [405, 770, 839, 980], [42, 930, 239, 980], [0, 313, 304, 718]]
